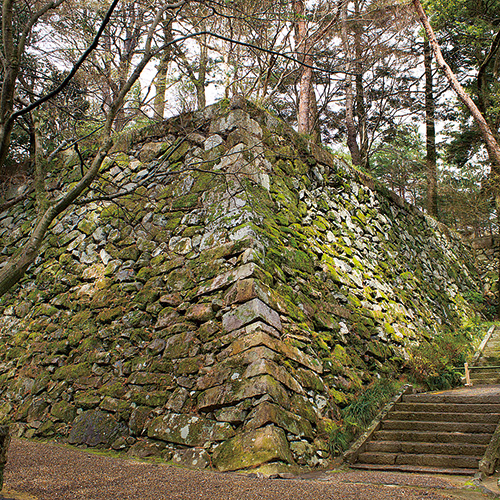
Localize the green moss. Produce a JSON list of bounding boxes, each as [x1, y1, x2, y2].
[[172, 193, 199, 210], [129, 391, 168, 407], [54, 362, 91, 381], [118, 244, 140, 261], [176, 357, 200, 375], [77, 218, 97, 236], [97, 306, 124, 323], [332, 345, 350, 364]]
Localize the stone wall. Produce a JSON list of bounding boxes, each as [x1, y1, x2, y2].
[[0, 99, 482, 473], [472, 235, 499, 309]]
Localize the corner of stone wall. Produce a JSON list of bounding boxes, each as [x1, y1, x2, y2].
[[177, 248, 329, 471]]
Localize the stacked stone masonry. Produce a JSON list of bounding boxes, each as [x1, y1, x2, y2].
[[0, 99, 482, 473], [472, 235, 499, 309]]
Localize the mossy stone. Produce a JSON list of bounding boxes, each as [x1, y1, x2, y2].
[[54, 362, 91, 381], [97, 306, 124, 323], [212, 425, 293, 471], [118, 245, 140, 261], [51, 401, 77, 423], [147, 413, 234, 446], [68, 410, 127, 447]]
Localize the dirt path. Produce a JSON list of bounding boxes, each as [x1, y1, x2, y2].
[[0, 439, 492, 500]]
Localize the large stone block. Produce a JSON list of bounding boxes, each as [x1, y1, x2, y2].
[[209, 109, 263, 138], [243, 359, 304, 394], [212, 425, 293, 471], [245, 401, 314, 439], [196, 345, 279, 391], [0, 425, 10, 491], [68, 410, 127, 447], [195, 263, 256, 297], [217, 331, 323, 374], [222, 298, 282, 333], [197, 374, 290, 411], [147, 413, 234, 446]]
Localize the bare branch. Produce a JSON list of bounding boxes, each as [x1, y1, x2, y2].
[[10, 0, 121, 124]]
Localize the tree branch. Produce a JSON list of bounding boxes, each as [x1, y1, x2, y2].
[[10, 0, 121, 124]]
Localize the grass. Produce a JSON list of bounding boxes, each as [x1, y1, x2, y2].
[[329, 378, 400, 455]]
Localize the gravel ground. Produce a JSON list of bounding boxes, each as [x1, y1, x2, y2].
[[1, 439, 489, 500]]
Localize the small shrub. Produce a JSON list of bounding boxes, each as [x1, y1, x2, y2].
[[406, 322, 485, 390], [329, 378, 399, 455]]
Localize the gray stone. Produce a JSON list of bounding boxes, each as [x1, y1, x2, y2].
[[222, 298, 282, 333], [204, 134, 224, 150], [171, 448, 211, 468], [147, 413, 234, 446], [68, 410, 127, 447]]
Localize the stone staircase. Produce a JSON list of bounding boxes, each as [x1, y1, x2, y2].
[[348, 389, 500, 474], [346, 326, 500, 475], [469, 326, 500, 385]]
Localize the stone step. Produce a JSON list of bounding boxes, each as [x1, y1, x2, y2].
[[395, 402, 500, 413], [381, 420, 497, 434], [403, 393, 500, 404], [387, 411, 500, 423], [372, 430, 492, 445], [365, 440, 486, 456], [357, 452, 480, 469], [350, 463, 478, 475]]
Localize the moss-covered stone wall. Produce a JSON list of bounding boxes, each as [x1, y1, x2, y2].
[[473, 235, 499, 310], [0, 99, 481, 473]]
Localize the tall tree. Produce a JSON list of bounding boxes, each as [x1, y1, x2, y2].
[[424, 37, 438, 217]]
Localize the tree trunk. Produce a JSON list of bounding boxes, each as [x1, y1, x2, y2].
[[196, 31, 208, 110], [153, 19, 173, 119], [354, 0, 369, 170], [294, 0, 313, 135], [413, 0, 500, 169], [340, 0, 362, 166], [424, 37, 438, 218]]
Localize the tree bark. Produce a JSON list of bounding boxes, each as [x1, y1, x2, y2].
[[340, 0, 362, 166], [424, 37, 438, 217], [354, 0, 369, 170], [153, 19, 173, 119], [294, 0, 313, 135], [0, 4, 169, 297], [413, 0, 500, 316]]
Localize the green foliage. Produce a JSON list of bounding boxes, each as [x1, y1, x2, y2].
[[406, 322, 484, 390], [329, 378, 399, 455], [371, 124, 425, 206]]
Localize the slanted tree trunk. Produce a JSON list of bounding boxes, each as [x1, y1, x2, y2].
[[413, 0, 500, 168], [424, 37, 438, 218]]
